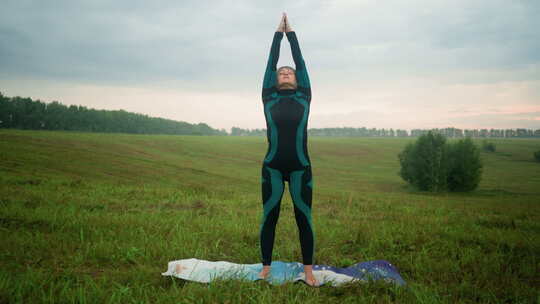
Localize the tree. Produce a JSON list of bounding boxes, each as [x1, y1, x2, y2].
[[447, 137, 483, 191], [398, 131, 449, 192], [398, 132, 482, 192]]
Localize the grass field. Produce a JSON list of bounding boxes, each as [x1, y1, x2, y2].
[[0, 129, 539, 303]]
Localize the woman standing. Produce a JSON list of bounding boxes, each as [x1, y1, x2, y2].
[[258, 13, 318, 287]]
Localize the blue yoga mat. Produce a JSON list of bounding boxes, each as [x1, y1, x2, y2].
[[162, 258, 406, 287]]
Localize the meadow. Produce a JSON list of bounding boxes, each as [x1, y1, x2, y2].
[[0, 129, 538, 303]]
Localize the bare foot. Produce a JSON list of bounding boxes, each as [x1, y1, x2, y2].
[[258, 265, 271, 279], [304, 273, 320, 287], [303, 265, 320, 287]]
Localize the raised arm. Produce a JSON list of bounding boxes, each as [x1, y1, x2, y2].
[[286, 31, 310, 90], [284, 14, 311, 98], [262, 31, 284, 94]]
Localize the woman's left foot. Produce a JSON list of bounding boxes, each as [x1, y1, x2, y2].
[[258, 266, 271, 279]]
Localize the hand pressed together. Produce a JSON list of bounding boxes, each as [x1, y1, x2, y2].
[[276, 12, 293, 32]]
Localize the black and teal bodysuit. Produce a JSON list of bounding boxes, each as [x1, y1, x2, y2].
[[260, 31, 314, 266]]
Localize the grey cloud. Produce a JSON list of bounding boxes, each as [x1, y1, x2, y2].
[[1, 0, 539, 91], [303, 0, 540, 83], [0, 0, 278, 85]]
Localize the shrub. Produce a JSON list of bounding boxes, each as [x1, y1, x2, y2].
[[482, 140, 496, 152], [534, 151, 540, 162], [398, 131, 449, 192], [447, 137, 483, 191], [398, 132, 483, 192]]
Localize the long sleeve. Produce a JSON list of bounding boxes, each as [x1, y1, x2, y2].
[[262, 31, 284, 96], [286, 31, 311, 97]]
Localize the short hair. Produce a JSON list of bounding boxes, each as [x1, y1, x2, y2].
[[277, 66, 296, 74]]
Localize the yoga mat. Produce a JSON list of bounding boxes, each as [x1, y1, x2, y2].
[[162, 258, 406, 287]]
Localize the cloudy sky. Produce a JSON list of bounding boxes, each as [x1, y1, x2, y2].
[[1, 0, 539, 131]]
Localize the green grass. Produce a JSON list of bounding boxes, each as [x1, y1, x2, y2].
[[0, 129, 539, 303]]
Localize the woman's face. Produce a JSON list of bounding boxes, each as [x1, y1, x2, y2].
[[277, 68, 297, 89]]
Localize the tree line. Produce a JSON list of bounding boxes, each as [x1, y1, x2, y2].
[[0, 93, 227, 136], [231, 126, 540, 138], [2, 92, 538, 138]]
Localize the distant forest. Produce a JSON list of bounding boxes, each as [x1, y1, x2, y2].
[[0, 93, 227, 136], [232, 126, 540, 138], [1, 92, 538, 138]]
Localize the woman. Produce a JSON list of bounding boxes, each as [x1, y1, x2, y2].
[[259, 13, 318, 287]]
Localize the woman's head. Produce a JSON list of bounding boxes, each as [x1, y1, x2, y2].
[[276, 66, 297, 90]]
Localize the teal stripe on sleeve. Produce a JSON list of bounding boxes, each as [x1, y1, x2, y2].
[[263, 32, 284, 89]]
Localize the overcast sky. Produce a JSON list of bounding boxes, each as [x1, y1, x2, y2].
[[1, 0, 539, 131]]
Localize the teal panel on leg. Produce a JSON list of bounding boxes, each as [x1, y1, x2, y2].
[[289, 169, 315, 264], [289, 170, 312, 224], [259, 167, 284, 230]]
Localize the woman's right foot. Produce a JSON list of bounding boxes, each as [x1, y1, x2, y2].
[[303, 265, 320, 287], [304, 274, 320, 287]]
